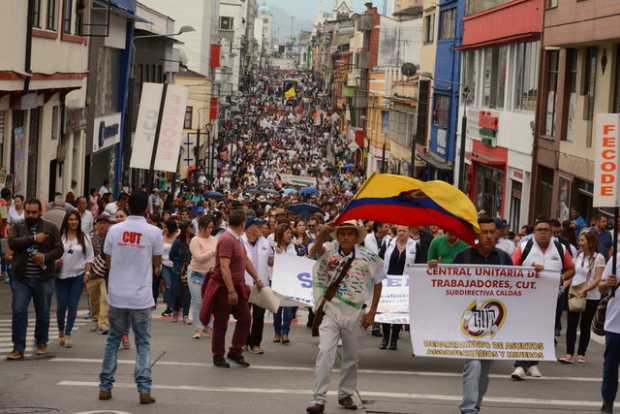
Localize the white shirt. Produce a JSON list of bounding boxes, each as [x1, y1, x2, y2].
[[104, 216, 164, 309], [7, 206, 24, 225], [572, 252, 605, 300], [104, 202, 119, 215], [602, 253, 620, 334], [80, 209, 94, 236], [496, 238, 515, 256], [99, 185, 110, 196], [59, 234, 94, 279], [518, 239, 564, 273], [242, 234, 271, 286]]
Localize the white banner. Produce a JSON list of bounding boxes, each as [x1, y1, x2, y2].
[[130, 83, 188, 172], [375, 274, 409, 324], [271, 254, 316, 307], [154, 85, 188, 172], [593, 114, 620, 207], [131, 83, 163, 170], [409, 264, 559, 361]]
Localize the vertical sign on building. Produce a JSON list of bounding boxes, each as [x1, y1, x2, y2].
[[131, 83, 164, 170], [593, 114, 620, 207]]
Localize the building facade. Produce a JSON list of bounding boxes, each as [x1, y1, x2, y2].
[[425, 0, 465, 181], [0, 0, 89, 202], [531, 0, 620, 223], [458, 0, 542, 227]]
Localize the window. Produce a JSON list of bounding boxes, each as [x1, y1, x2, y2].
[[543, 50, 559, 137], [416, 79, 431, 145], [482, 46, 507, 109], [33, 0, 41, 28], [582, 47, 597, 122], [220, 16, 234, 31], [563, 48, 578, 141], [439, 8, 455, 40], [382, 111, 389, 131], [615, 45, 620, 113], [423, 13, 434, 43], [75, 0, 85, 34], [462, 51, 477, 104], [46, 0, 57, 30], [434, 95, 450, 129], [184, 106, 193, 129], [63, 0, 72, 33], [546, 0, 558, 8], [514, 41, 540, 111], [51, 106, 59, 140]]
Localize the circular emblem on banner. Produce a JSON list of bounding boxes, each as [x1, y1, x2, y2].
[[461, 300, 507, 338]]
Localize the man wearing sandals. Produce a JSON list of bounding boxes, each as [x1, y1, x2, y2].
[[306, 220, 384, 414]]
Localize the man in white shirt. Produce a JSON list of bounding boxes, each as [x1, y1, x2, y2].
[[98, 191, 163, 405], [242, 218, 270, 354], [98, 180, 110, 197], [77, 196, 93, 236], [600, 252, 620, 414], [104, 193, 128, 216]]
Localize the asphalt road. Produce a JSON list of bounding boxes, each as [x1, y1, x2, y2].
[[0, 283, 615, 414]]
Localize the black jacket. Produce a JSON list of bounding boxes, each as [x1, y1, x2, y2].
[[9, 219, 64, 281]]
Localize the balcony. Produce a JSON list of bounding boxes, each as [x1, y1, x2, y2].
[[466, 0, 512, 15]]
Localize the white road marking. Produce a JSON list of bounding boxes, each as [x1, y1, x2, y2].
[[56, 380, 617, 408], [49, 358, 609, 383]]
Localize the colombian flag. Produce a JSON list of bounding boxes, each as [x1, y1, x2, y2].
[[336, 173, 480, 244], [284, 87, 296, 99]]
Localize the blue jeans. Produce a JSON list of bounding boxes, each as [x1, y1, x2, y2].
[[460, 359, 492, 414], [10, 277, 54, 353], [160, 265, 174, 309], [99, 306, 152, 393], [602, 331, 620, 404], [56, 275, 84, 336], [189, 271, 205, 329], [274, 306, 297, 336]]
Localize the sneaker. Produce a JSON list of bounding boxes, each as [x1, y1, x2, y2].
[[338, 395, 358, 410], [306, 404, 325, 414], [250, 346, 264, 355], [227, 354, 250, 368], [6, 351, 24, 361], [527, 365, 543, 378], [183, 316, 192, 325], [192, 330, 203, 339], [121, 335, 130, 350], [511, 367, 526, 381], [161, 309, 172, 317], [213, 355, 231, 368], [601, 401, 614, 413]]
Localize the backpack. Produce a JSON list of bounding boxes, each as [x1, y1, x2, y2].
[[519, 239, 567, 273]]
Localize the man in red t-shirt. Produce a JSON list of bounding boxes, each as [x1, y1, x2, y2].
[[201, 209, 263, 368]]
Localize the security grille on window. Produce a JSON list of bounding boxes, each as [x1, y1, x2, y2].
[[220, 16, 234, 31]]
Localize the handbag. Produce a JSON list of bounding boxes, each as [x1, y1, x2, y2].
[[311, 253, 355, 337], [593, 282, 619, 336], [569, 255, 595, 313]]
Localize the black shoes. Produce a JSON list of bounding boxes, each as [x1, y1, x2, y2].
[[338, 396, 358, 410], [227, 354, 250, 368], [379, 339, 388, 350], [306, 404, 325, 414], [389, 340, 398, 350], [601, 401, 614, 413], [213, 355, 231, 368]]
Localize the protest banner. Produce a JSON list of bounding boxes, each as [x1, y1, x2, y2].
[[271, 254, 316, 307], [409, 264, 559, 361], [376, 275, 410, 324]]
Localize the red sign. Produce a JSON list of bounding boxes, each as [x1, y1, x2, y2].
[[479, 111, 499, 131], [355, 129, 366, 148], [209, 97, 218, 121], [209, 44, 221, 68]]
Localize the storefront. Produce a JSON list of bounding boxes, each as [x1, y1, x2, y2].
[[467, 140, 507, 218]]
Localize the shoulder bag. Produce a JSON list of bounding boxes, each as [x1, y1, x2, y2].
[[592, 280, 619, 336], [311, 253, 355, 337], [568, 255, 593, 313]]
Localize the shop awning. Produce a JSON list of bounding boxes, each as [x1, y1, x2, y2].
[[466, 151, 506, 167], [418, 151, 453, 171]]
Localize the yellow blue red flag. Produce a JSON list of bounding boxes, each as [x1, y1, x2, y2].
[[284, 87, 296, 99], [335, 173, 480, 244]]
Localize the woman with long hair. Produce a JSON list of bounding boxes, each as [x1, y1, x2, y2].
[[293, 218, 310, 255], [188, 215, 217, 338], [559, 231, 605, 364], [160, 219, 178, 318], [273, 223, 303, 344], [169, 220, 194, 323], [57, 211, 94, 348]]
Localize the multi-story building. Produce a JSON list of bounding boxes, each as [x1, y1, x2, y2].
[[254, 4, 273, 69], [426, 0, 465, 182], [0, 0, 89, 202], [457, 0, 542, 227], [531, 0, 620, 222], [219, 0, 248, 94]]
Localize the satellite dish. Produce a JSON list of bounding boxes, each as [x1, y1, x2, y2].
[[401, 63, 418, 77]]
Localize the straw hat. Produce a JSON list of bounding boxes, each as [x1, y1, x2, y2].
[[333, 220, 366, 244]]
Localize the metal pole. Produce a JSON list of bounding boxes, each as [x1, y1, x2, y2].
[[381, 142, 386, 173], [613, 207, 619, 285], [458, 104, 467, 191], [147, 82, 168, 190], [196, 127, 201, 168], [410, 131, 416, 178]]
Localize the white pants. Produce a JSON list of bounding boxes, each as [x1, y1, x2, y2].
[[311, 312, 363, 405]]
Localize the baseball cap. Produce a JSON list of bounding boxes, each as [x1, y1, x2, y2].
[[245, 217, 267, 229]]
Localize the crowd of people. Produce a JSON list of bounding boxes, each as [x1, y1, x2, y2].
[[0, 70, 619, 414]]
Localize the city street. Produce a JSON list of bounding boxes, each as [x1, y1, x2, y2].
[[0, 284, 613, 414]]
